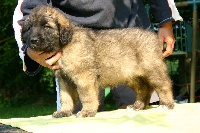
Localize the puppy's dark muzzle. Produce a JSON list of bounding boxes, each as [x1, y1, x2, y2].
[[28, 37, 40, 50]]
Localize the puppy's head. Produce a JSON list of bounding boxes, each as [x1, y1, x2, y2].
[[22, 5, 73, 52]]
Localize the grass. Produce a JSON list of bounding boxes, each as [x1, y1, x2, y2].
[[0, 104, 56, 119], [0, 103, 116, 119], [0, 93, 116, 119]]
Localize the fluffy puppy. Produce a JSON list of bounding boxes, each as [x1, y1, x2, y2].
[[22, 5, 174, 118]]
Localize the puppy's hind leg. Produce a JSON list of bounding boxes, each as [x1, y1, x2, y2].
[[153, 76, 174, 109], [147, 66, 174, 109], [127, 77, 153, 110], [53, 71, 78, 118]]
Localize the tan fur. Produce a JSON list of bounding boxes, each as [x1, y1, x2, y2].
[[22, 5, 174, 118]]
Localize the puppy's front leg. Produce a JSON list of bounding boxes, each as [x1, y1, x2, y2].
[[75, 73, 99, 118], [53, 71, 78, 118]]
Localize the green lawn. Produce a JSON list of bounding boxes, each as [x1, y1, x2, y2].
[[0, 95, 116, 119], [0, 104, 56, 119]]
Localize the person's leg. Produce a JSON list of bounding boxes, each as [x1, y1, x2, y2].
[[111, 84, 136, 108], [55, 78, 61, 111], [111, 84, 159, 109]]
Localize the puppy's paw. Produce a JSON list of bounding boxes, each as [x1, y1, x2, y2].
[[52, 110, 73, 118], [76, 110, 97, 118], [160, 101, 175, 110], [127, 100, 146, 111], [167, 103, 175, 109]]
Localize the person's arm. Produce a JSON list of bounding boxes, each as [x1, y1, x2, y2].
[[147, 0, 183, 57], [147, 0, 183, 26], [13, 0, 25, 70], [158, 21, 175, 57]]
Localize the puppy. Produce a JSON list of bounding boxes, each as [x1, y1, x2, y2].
[[22, 5, 174, 118]]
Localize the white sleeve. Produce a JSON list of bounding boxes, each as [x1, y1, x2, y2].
[[167, 0, 183, 21], [13, 0, 27, 71]]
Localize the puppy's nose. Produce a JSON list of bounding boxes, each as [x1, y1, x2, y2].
[[30, 37, 38, 44]]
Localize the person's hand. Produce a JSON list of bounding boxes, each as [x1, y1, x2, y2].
[[26, 47, 62, 70], [158, 21, 175, 58]]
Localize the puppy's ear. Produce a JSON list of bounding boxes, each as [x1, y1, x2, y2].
[[57, 14, 73, 47], [21, 15, 32, 43]]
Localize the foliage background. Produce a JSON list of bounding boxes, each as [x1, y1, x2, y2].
[[0, 0, 55, 107], [0, 0, 199, 107]]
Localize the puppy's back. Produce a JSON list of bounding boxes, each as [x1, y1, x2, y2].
[[90, 28, 163, 86]]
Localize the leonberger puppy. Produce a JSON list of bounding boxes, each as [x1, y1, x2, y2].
[[22, 5, 174, 118]]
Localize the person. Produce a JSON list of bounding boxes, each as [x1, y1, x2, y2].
[[13, 0, 182, 111]]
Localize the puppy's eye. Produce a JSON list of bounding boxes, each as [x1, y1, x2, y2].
[[26, 25, 31, 31], [22, 23, 31, 33], [44, 24, 52, 30]]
